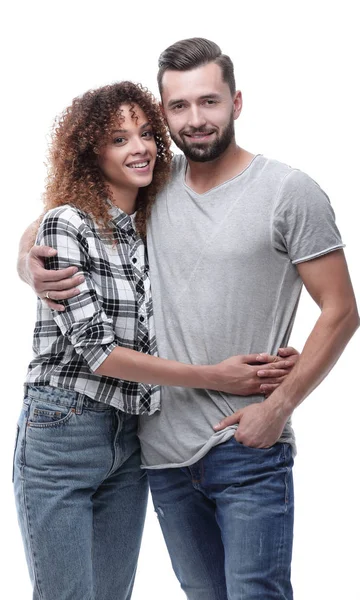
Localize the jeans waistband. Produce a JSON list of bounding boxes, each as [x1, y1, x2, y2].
[[24, 385, 114, 414]]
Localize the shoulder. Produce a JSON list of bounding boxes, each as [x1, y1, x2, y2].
[[256, 156, 293, 182], [277, 168, 330, 209], [255, 156, 330, 211], [259, 156, 324, 194], [40, 205, 92, 233]]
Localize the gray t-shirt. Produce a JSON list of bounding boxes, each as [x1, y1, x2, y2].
[[138, 154, 344, 468]]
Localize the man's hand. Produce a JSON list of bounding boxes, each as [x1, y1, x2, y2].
[[213, 400, 288, 448], [212, 347, 299, 447], [22, 246, 84, 311], [214, 348, 299, 396], [256, 347, 299, 395]]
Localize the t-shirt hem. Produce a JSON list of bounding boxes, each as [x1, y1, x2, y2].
[[291, 243, 345, 265], [141, 428, 297, 469]]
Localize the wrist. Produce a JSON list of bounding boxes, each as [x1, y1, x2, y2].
[[195, 364, 222, 391], [265, 390, 294, 420]]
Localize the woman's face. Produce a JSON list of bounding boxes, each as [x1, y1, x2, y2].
[[98, 103, 157, 194]]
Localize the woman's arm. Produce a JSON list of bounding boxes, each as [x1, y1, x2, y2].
[[94, 346, 293, 395], [23, 207, 298, 396]]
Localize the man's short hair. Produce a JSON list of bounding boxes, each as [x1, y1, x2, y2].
[[157, 37, 236, 96]]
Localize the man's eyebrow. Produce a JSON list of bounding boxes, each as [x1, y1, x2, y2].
[[111, 122, 151, 134], [198, 93, 222, 100], [167, 94, 222, 108]]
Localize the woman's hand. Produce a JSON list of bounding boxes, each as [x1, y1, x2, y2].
[[212, 348, 299, 396]]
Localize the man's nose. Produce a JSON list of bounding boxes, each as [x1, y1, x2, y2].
[[187, 106, 207, 129]]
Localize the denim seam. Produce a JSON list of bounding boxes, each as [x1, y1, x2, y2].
[[284, 467, 290, 509], [12, 425, 20, 483], [275, 455, 293, 592], [275, 471, 287, 588], [22, 427, 44, 599]]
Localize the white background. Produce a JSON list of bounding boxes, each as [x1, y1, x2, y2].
[[1, 1, 359, 598]]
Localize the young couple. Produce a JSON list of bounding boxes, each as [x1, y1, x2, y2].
[[15, 37, 358, 600]]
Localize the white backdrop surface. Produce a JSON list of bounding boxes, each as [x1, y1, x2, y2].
[[1, 1, 359, 599]]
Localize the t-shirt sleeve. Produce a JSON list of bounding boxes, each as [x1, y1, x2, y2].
[[37, 207, 117, 372], [272, 169, 344, 264]]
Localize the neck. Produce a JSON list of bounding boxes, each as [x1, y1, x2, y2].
[[185, 143, 255, 194], [109, 185, 138, 214]]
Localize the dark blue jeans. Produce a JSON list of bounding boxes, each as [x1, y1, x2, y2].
[[13, 386, 148, 600], [147, 437, 294, 600]]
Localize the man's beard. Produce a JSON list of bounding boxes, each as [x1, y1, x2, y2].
[[170, 117, 235, 163]]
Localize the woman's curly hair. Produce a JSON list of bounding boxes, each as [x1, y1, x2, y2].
[[44, 81, 172, 238]]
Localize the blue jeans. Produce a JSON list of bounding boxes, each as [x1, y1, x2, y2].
[[13, 385, 148, 600], [147, 437, 294, 600]]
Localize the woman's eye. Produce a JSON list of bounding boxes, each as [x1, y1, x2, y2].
[[114, 137, 126, 144], [142, 131, 154, 138]]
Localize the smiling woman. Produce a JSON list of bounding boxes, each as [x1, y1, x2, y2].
[[12, 81, 175, 600], [97, 105, 158, 215], [42, 82, 171, 239]]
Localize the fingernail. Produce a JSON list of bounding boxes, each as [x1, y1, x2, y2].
[[48, 249, 57, 255], [78, 276, 85, 283], [213, 424, 220, 430], [257, 370, 266, 376]]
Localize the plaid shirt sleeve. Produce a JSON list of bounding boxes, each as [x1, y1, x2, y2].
[[37, 207, 117, 372]]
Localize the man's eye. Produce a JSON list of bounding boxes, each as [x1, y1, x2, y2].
[[204, 100, 217, 105], [173, 104, 184, 111]]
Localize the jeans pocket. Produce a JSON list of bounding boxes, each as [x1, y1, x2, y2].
[[27, 400, 74, 428], [12, 425, 20, 483], [231, 437, 274, 451]]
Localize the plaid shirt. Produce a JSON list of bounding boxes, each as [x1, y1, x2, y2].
[[26, 204, 160, 414]]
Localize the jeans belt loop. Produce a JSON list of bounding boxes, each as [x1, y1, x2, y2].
[[75, 393, 85, 415]]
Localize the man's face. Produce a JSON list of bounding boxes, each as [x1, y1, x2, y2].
[[161, 62, 241, 162]]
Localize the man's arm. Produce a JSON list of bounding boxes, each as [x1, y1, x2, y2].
[[214, 250, 359, 447], [17, 220, 300, 393], [17, 220, 84, 311]]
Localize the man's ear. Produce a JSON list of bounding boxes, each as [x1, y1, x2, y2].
[[233, 90, 243, 120]]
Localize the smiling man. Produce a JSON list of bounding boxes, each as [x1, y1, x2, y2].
[[136, 38, 359, 600], [17, 38, 358, 600]]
